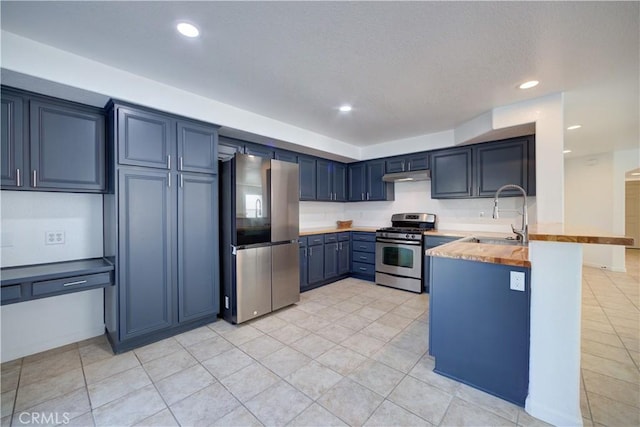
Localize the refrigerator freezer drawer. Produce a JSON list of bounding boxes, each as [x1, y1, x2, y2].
[[235, 246, 272, 323], [272, 242, 300, 311]]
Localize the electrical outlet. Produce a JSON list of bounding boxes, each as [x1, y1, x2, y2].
[[510, 271, 525, 292], [45, 231, 65, 245]]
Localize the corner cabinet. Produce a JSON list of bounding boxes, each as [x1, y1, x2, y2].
[[316, 160, 347, 202], [105, 101, 220, 352], [431, 135, 535, 199], [348, 160, 394, 201], [1, 87, 106, 192]]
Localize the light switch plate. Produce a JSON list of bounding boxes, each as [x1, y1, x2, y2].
[[510, 271, 525, 291]]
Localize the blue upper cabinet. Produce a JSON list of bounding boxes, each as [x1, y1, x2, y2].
[[316, 159, 332, 201], [1, 91, 24, 188], [348, 162, 366, 201], [30, 100, 105, 191], [315, 159, 346, 202], [475, 136, 534, 197], [366, 159, 390, 201], [431, 147, 473, 198], [177, 120, 218, 175], [117, 107, 173, 169], [333, 162, 347, 202], [431, 135, 535, 199], [1, 88, 106, 193], [348, 160, 394, 201], [385, 152, 429, 173], [298, 156, 317, 200]]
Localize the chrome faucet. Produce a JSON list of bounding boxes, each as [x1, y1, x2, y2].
[[492, 184, 528, 243]]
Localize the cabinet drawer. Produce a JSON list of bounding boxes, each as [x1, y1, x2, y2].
[[338, 232, 350, 242], [351, 232, 375, 242], [308, 235, 324, 246], [298, 236, 307, 247], [352, 251, 375, 264], [1, 285, 21, 303], [32, 272, 111, 297], [352, 262, 375, 276], [324, 233, 338, 243], [425, 236, 460, 248], [352, 241, 375, 253]]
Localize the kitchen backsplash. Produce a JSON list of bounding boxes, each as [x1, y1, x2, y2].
[[300, 180, 537, 233], [0, 191, 104, 267]]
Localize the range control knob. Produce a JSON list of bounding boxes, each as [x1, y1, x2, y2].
[[406, 234, 411, 239]]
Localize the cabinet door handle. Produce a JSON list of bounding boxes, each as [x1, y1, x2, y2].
[[180, 173, 184, 188], [407, 161, 411, 171], [167, 155, 171, 170], [361, 192, 364, 200], [335, 244, 339, 252], [402, 161, 406, 172], [179, 156, 184, 171], [366, 192, 370, 200], [168, 173, 171, 188], [304, 248, 307, 257], [16, 169, 21, 187], [63, 280, 87, 287], [309, 247, 313, 256], [32, 170, 37, 187]]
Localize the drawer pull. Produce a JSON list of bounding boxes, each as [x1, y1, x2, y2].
[[360, 256, 367, 260], [63, 280, 87, 287], [359, 267, 367, 271]]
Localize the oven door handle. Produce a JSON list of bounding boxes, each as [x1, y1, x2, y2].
[[376, 238, 422, 245]]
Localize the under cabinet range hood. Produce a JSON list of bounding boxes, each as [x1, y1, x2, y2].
[[382, 169, 431, 182]]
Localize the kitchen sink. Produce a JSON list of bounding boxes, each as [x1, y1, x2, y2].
[[462, 236, 526, 246]]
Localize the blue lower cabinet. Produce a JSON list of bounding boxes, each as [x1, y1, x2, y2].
[[423, 235, 460, 292], [429, 257, 530, 406], [350, 232, 376, 281], [307, 243, 325, 285], [338, 241, 350, 275]]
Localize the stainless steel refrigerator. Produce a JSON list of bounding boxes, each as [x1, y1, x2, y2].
[[220, 154, 300, 324]]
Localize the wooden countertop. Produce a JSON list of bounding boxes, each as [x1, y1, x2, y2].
[[426, 239, 530, 268], [299, 227, 378, 236], [528, 224, 634, 246]]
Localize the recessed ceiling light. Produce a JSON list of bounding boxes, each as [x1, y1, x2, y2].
[[177, 22, 199, 38], [339, 105, 352, 112], [518, 80, 539, 89], [563, 150, 572, 154], [566, 125, 582, 130]]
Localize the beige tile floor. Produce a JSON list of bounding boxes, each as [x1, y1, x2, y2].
[[1, 250, 638, 426]]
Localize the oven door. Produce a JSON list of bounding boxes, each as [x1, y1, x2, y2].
[[375, 238, 422, 279]]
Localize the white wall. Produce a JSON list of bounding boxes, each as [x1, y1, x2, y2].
[[0, 191, 103, 267], [565, 153, 617, 269], [300, 181, 536, 234], [0, 191, 105, 361]]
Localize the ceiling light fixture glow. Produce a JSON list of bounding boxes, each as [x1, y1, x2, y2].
[[567, 125, 582, 130], [563, 150, 572, 154], [177, 22, 199, 38], [518, 80, 539, 89], [339, 105, 352, 112]]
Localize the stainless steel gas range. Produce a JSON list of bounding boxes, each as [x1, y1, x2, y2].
[[375, 213, 436, 293]]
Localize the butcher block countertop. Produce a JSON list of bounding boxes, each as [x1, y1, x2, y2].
[[528, 224, 634, 246], [425, 223, 633, 268], [426, 239, 530, 268]]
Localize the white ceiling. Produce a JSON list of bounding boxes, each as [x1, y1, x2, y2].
[[1, 1, 638, 157]]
